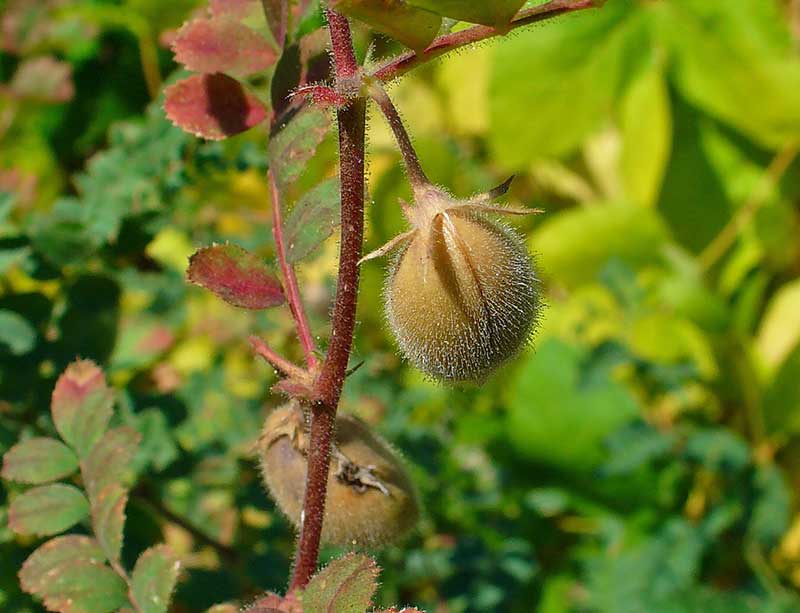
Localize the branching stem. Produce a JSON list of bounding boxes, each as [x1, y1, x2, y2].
[[269, 168, 318, 368], [372, 0, 600, 82], [288, 9, 366, 591]]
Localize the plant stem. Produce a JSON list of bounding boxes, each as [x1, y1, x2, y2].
[[368, 82, 428, 188], [249, 335, 308, 379], [288, 9, 366, 591], [698, 144, 798, 272], [269, 168, 318, 368], [372, 0, 600, 82]]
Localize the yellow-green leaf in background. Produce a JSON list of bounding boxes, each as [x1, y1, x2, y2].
[[620, 62, 671, 207], [407, 0, 524, 27], [756, 279, 800, 374]]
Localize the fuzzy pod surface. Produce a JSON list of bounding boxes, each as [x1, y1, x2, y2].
[[258, 404, 419, 548], [384, 186, 539, 382]]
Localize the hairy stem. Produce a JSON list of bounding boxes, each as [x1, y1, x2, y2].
[[373, 0, 600, 82], [269, 168, 318, 368], [288, 9, 366, 591], [369, 82, 428, 188]]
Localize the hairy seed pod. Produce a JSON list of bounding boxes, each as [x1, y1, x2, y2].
[[258, 404, 419, 548], [383, 184, 539, 382]]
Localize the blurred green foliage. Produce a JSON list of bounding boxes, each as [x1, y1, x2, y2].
[[2, 0, 800, 611]]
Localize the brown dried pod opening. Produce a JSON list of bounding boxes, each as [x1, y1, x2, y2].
[[258, 403, 419, 548]]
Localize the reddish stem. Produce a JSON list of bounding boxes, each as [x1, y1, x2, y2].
[[373, 0, 600, 82], [248, 335, 308, 379], [288, 9, 366, 591], [269, 168, 318, 368], [369, 82, 428, 188]]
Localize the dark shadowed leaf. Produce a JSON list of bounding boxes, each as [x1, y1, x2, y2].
[[172, 18, 277, 78], [131, 545, 182, 613], [285, 178, 341, 262], [51, 359, 114, 458], [19, 535, 105, 596], [330, 0, 441, 50], [39, 561, 128, 613], [90, 484, 128, 563], [164, 74, 267, 140], [1, 437, 79, 484], [269, 106, 332, 187], [262, 0, 288, 47], [302, 553, 379, 613], [0, 308, 36, 355], [81, 426, 141, 500], [187, 244, 285, 309], [8, 483, 90, 536], [407, 0, 524, 26]]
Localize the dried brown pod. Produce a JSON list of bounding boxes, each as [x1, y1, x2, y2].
[[258, 404, 419, 548]]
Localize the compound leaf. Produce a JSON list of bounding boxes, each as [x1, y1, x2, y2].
[[1, 438, 79, 484], [51, 359, 114, 458], [303, 553, 379, 613], [8, 483, 90, 537], [131, 545, 182, 613]]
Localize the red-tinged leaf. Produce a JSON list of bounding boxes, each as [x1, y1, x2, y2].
[[8, 483, 90, 536], [91, 484, 128, 563], [81, 426, 141, 500], [285, 178, 341, 262], [40, 561, 128, 613], [10, 56, 74, 102], [262, 0, 288, 48], [302, 553, 379, 613], [164, 74, 267, 140], [172, 18, 277, 78], [2, 437, 79, 484], [269, 106, 332, 188], [187, 244, 285, 309], [19, 535, 105, 596], [131, 545, 182, 613], [329, 0, 441, 51], [51, 359, 114, 458], [406, 0, 525, 26]]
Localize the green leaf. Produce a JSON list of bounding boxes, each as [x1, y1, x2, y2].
[[8, 484, 90, 537], [187, 244, 285, 309], [764, 344, 800, 436], [0, 309, 36, 355], [660, 0, 800, 148], [407, 0, 524, 26], [90, 485, 128, 563], [269, 106, 332, 188], [620, 63, 671, 207], [530, 202, 667, 287], [489, 1, 643, 166], [51, 359, 114, 458], [1, 438, 79, 484], [303, 553, 379, 613], [81, 427, 141, 500], [285, 178, 341, 262], [506, 339, 639, 472], [748, 464, 790, 547], [38, 561, 128, 613], [131, 545, 182, 613], [330, 0, 441, 50], [19, 535, 105, 597], [756, 278, 800, 372]]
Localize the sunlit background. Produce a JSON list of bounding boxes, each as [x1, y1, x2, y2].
[[2, 0, 800, 611]]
